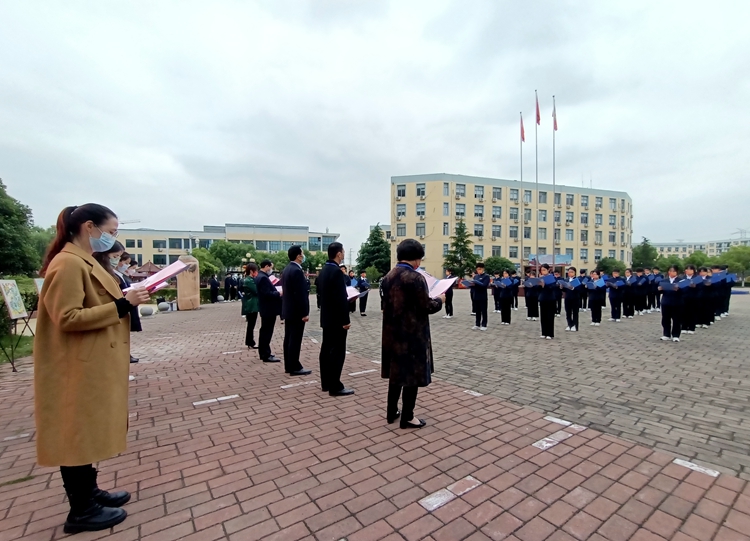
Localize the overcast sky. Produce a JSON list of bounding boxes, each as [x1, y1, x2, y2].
[[2, 1, 749, 254]]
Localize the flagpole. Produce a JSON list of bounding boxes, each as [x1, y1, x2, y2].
[[552, 95, 556, 271], [520, 112, 524, 271], [534, 91, 538, 270]]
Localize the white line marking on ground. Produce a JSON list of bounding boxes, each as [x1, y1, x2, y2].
[[673, 458, 720, 477], [349, 369, 377, 376], [2, 433, 30, 441], [419, 488, 456, 511], [464, 390, 483, 397], [222, 350, 243, 355], [280, 380, 319, 389], [544, 416, 572, 426]]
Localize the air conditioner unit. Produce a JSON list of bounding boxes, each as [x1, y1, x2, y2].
[[492, 217, 497, 222], [390, 237, 397, 242], [157, 248, 164, 253], [523, 201, 530, 206], [419, 235, 425, 240], [477, 236, 484, 241], [479, 197, 485, 202], [621, 242, 627, 247], [556, 204, 562, 209], [396, 216, 402, 221], [583, 241, 588, 246], [555, 221, 561, 225], [478, 216, 484, 221], [566, 204, 571, 209], [395, 196, 402, 201], [595, 224, 600, 228], [492, 198, 497, 203], [583, 259, 589, 263], [565, 221, 571, 226], [554, 240, 560, 245], [420, 195, 426, 200], [524, 219, 529, 224], [491, 236, 497, 241], [510, 198, 519, 203], [595, 241, 602, 245], [514, 219, 519, 223], [419, 215, 425, 221], [583, 222, 589, 227]]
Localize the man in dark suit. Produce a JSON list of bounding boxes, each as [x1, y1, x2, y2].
[[255, 260, 282, 363], [317, 242, 354, 396], [224, 274, 232, 302], [281, 246, 312, 376]]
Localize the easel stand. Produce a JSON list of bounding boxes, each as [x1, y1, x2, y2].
[[1, 311, 35, 373]]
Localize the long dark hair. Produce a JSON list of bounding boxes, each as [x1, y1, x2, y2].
[[40, 204, 117, 277], [93, 241, 125, 278]]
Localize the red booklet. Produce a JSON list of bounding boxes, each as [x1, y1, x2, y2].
[[123, 261, 189, 293]]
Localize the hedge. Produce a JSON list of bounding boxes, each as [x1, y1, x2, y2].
[[0, 290, 38, 336]]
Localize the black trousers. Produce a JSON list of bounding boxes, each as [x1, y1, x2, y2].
[[714, 296, 724, 317], [359, 294, 368, 314], [319, 326, 347, 392], [500, 297, 512, 324], [623, 296, 634, 317], [647, 292, 656, 310], [590, 300, 602, 323], [283, 320, 306, 373], [662, 305, 682, 338], [224, 286, 230, 300], [555, 298, 562, 315], [539, 300, 555, 338], [513, 293, 518, 308], [258, 315, 277, 360], [656, 292, 662, 309], [610, 298, 622, 320], [580, 294, 588, 310], [635, 294, 647, 313], [445, 293, 453, 316], [526, 299, 539, 318], [474, 297, 488, 327], [683, 298, 697, 332], [211, 289, 219, 303], [565, 298, 579, 329], [245, 312, 258, 347], [493, 295, 501, 311], [388, 384, 418, 422], [60, 464, 95, 511], [349, 299, 357, 313]]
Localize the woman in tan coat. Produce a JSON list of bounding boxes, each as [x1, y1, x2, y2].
[[36, 204, 150, 534]]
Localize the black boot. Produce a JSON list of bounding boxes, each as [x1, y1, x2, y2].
[[62, 467, 127, 534], [92, 469, 131, 508]]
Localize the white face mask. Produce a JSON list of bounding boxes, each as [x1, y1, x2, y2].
[[109, 257, 121, 268]]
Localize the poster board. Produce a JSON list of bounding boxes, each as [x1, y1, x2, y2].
[[0, 280, 28, 320], [34, 278, 44, 294]]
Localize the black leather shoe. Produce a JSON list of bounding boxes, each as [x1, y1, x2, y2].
[[321, 388, 329, 392], [360, 313, 367, 317], [247, 345, 258, 350], [400, 418, 427, 429], [387, 410, 401, 424], [289, 369, 312, 376], [329, 388, 355, 397], [63, 504, 127, 534], [129, 356, 139, 364], [263, 356, 281, 363], [93, 488, 131, 508]]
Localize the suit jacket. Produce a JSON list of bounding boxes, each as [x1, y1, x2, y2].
[[281, 262, 310, 322], [255, 270, 281, 318], [317, 261, 351, 328], [472, 274, 490, 299]]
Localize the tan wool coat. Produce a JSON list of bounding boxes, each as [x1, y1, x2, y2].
[[34, 243, 131, 467]]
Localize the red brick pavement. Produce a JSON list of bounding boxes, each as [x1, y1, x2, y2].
[[1, 302, 750, 540]]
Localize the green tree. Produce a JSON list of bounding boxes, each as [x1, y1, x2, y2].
[[209, 240, 255, 269], [719, 246, 750, 280], [0, 179, 39, 275], [302, 249, 327, 274], [654, 255, 683, 272], [443, 220, 476, 277], [29, 225, 56, 267], [191, 248, 222, 278], [631, 237, 658, 269], [356, 224, 391, 275], [483, 256, 515, 275], [365, 265, 382, 283], [684, 250, 710, 268], [595, 257, 626, 275]]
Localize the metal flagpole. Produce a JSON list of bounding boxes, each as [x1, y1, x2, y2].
[[552, 95, 557, 270], [534, 91, 538, 270], [520, 112, 524, 271]]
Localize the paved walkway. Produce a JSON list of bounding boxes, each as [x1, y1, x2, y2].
[[0, 297, 749, 540]]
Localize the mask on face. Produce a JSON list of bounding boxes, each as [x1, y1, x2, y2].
[[117, 263, 129, 273], [301, 254, 306, 264], [109, 257, 121, 268], [90, 227, 116, 253]]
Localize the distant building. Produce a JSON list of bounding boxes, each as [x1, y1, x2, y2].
[[119, 223, 339, 266], [652, 238, 750, 259], [370, 224, 391, 239]]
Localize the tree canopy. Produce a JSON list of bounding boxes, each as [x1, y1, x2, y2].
[[595, 257, 627, 275], [483, 256, 516, 275], [0, 180, 40, 275], [631, 237, 658, 268], [356, 224, 391, 275], [443, 220, 476, 277]]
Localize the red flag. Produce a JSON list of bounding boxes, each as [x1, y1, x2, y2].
[[535, 91, 541, 125], [520, 113, 525, 142], [552, 98, 558, 131]]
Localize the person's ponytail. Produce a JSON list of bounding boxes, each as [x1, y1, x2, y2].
[[40, 204, 117, 277]]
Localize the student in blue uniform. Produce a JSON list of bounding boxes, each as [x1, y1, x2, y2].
[[658, 265, 683, 342], [694, 266, 710, 328], [681, 264, 699, 334], [578, 269, 589, 312], [442, 269, 454, 319], [470, 263, 490, 330], [721, 264, 732, 317], [651, 266, 663, 313], [622, 268, 635, 319], [525, 270, 540, 321], [498, 270, 514, 325], [511, 270, 520, 310], [587, 270, 606, 325], [538, 264, 556, 339], [553, 270, 563, 318], [643, 267, 654, 312], [491, 271, 502, 313], [563, 266, 581, 332], [606, 269, 624, 322], [633, 268, 648, 315], [710, 265, 725, 320]]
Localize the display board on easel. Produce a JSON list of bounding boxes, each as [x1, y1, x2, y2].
[[0, 280, 34, 372]]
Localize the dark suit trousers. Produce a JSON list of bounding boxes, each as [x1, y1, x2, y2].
[[283, 320, 306, 373], [647, 292, 655, 310], [565, 298, 579, 329], [683, 298, 697, 331], [526, 299, 539, 318], [387, 385, 418, 422], [590, 300, 602, 323], [555, 298, 562, 315], [245, 312, 258, 347], [662, 305, 682, 338], [500, 297, 512, 324], [445, 294, 453, 316], [610, 298, 622, 320], [359, 294, 368, 314], [475, 297, 488, 327], [540, 300, 555, 338], [493, 295, 501, 311], [319, 326, 347, 392], [258, 315, 276, 360]]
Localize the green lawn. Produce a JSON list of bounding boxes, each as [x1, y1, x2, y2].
[[0, 335, 33, 363]]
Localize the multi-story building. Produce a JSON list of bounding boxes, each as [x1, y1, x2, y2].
[[652, 237, 750, 258], [119, 223, 339, 267], [390, 173, 633, 277]]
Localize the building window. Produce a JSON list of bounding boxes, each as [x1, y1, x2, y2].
[[443, 182, 449, 196], [509, 226, 518, 239], [620, 199, 626, 210], [443, 243, 449, 255], [621, 250, 626, 260], [580, 248, 588, 260], [416, 223, 426, 236], [443, 202, 449, 216], [269, 241, 281, 252], [255, 240, 268, 251], [474, 245, 484, 258], [308, 237, 322, 251], [474, 205, 484, 218], [282, 241, 295, 250], [396, 184, 406, 197], [397, 204, 406, 217], [565, 248, 574, 258], [621, 216, 626, 228], [566, 229, 574, 241], [168, 254, 180, 264], [565, 211, 574, 223], [456, 184, 466, 197], [554, 247, 561, 255], [125, 239, 135, 248], [609, 250, 616, 258], [475, 185, 484, 199], [595, 197, 603, 208], [554, 193, 562, 206], [620, 232, 625, 243], [443, 222, 449, 236], [523, 190, 532, 203], [609, 232, 616, 243], [538, 209, 547, 222], [492, 245, 502, 257], [456, 203, 466, 218], [523, 227, 531, 239], [168, 238, 182, 250], [566, 194, 574, 206], [397, 224, 406, 236], [610, 198, 617, 210], [416, 203, 426, 217], [523, 246, 531, 258], [492, 187, 502, 200], [609, 215, 616, 226], [510, 188, 519, 201], [595, 214, 603, 225], [554, 228, 561, 241], [510, 207, 519, 220], [492, 225, 501, 237], [416, 183, 426, 196], [581, 213, 588, 225], [524, 208, 532, 221], [581, 230, 589, 242], [595, 249, 602, 261], [595, 231, 602, 243], [153, 254, 167, 265], [554, 210, 561, 223], [509, 246, 519, 258], [153, 239, 166, 250], [199, 239, 211, 249], [538, 247, 547, 255], [581, 195, 589, 207], [538, 191, 547, 204], [474, 224, 484, 237], [492, 206, 501, 219], [538, 228, 547, 240]]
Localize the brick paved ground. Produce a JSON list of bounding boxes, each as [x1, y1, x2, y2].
[[325, 292, 750, 479], [0, 294, 749, 540]]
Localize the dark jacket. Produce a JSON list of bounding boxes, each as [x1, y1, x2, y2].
[[471, 273, 490, 299], [241, 276, 259, 315], [498, 277, 515, 299], [381, 264, 443, 387], [357, 277, 370, 293], [255, 270, 281, 318], [318, 261, 351, 328], [607, 276, 624, 300], [117, 272, 142, 332], [281, 262, 310, 322], [659, 277, 683, 306], [209, 277, 220, 291], [587, 282, 606, 303], [563, 277, 582, 303], [538, 274, 556, 303]]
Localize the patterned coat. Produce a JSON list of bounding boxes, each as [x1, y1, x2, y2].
[[380, 265, 443, 387]]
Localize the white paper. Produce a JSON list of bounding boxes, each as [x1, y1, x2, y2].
[[275, 285, 283, 294], [346, 286, 361, 300], [417, 269, 457, 298], [123, 260, 188, 293]]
